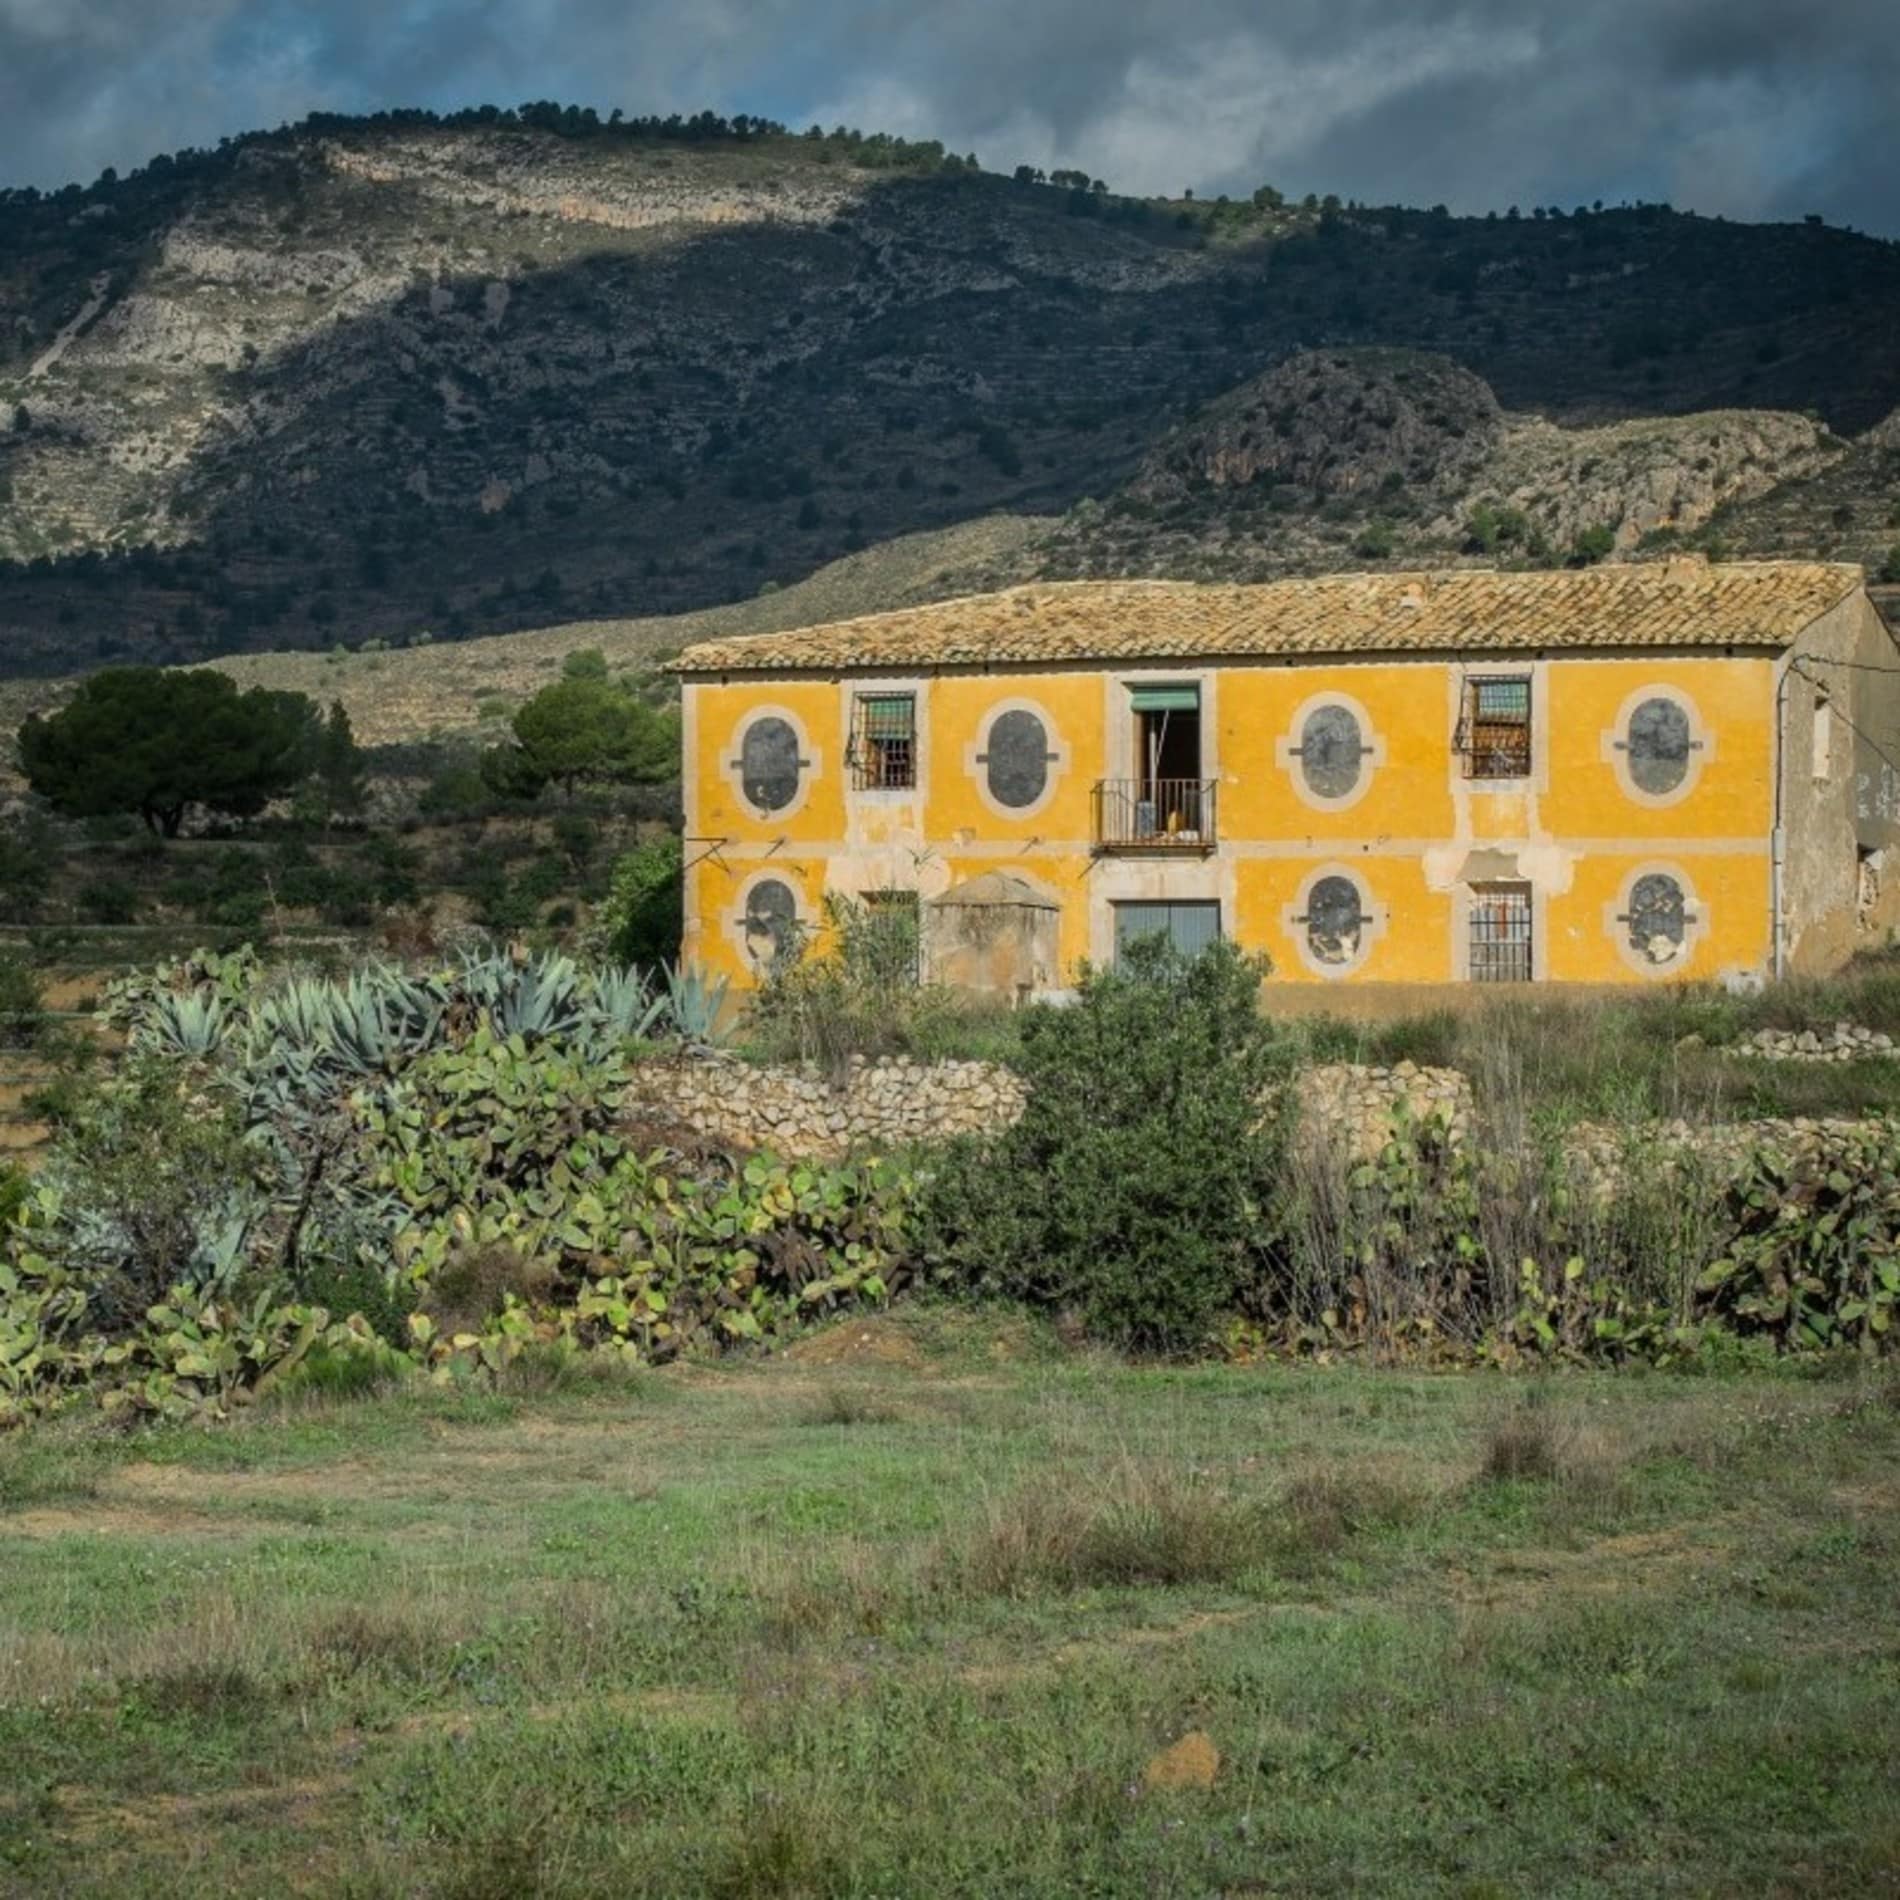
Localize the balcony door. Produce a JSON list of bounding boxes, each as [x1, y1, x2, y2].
[[1130, 683, 1203, 839]]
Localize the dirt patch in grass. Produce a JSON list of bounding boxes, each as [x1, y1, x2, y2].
[[53, 1774, 352, 1879], [960, 1606, 1267, 1692], [784, 1319, 928, 1369], [3, 1500, 225, 1540], [106, 1421, 665, 1509], [1446, 1516, 1735, 1610]]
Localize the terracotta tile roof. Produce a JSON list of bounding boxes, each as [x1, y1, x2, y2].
[[673, 561, 1863, 676]]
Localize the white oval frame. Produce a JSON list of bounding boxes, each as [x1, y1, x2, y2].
[[1600, 685, 1710, 810], [724, 705, 821, 823], [1281, 863, 1388, 979], [963, 697, 1070, 822], [1274, 691, 1388, 814], [724, 868, 811, 976], [1602, 861, 1708, 978]]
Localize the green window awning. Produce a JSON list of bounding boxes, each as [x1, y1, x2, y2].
[[1128, 684, 1200, 713], [858, 694, 915, 738]]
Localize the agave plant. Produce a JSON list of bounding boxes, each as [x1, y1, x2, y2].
[[141, 990, 229, 1060], [584, 965, 670, 1048], [457, 948, 585, 1044], [250, 976, 346, 1056], [661, 962, 732, 1048], [328, 967, 449, 1076]]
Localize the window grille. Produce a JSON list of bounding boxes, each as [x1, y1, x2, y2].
[[850, 693, 916, 790], [1460, 676, 1532, 780], [1468, 881, 1533, 983]]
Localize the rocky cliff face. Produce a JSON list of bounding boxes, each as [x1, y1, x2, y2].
[[1135, 349, 1504, 500], [993, 347, 1882, 587], [2, 118, 1896, 672]]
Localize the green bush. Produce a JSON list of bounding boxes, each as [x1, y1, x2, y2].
[[0, 955, 43, 1049], [24, 1057, 264, 1332], [1568, 522, 1617, 566], [0, 819, 63, 923], [921, 939, 1292, 1352], [1354, 518, 1397, 560], [76, 877, 141, 925], [593, 835, 683, 967], [744, 893, 958, 1072]]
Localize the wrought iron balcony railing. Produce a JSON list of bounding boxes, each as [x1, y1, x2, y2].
[[1091, 778, 1218, 852]]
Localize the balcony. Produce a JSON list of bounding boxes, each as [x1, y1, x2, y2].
[[1091, 778, 1218, 853]]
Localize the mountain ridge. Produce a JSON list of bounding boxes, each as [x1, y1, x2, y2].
[[2, 111, 1897, 676]]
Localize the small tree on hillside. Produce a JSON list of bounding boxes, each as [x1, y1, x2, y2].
[[313, 700, 366, 824], [485, 676, 677, 798], [19, 668, 321, 838]]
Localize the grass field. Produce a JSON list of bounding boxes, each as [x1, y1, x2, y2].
[[2, 1315, 1898, 1897]]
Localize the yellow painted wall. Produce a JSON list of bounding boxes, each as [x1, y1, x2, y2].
[[682, 651, 1781, 991]]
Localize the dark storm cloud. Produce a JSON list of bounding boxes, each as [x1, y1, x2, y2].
[[1, 0, 1893, 233]]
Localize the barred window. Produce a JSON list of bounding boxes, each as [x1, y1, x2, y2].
[[1461, 676, 1532, 780], [850, 693, 916, 790]]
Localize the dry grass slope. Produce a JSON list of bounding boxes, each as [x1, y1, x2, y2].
[[0, 515, 1046, 751]]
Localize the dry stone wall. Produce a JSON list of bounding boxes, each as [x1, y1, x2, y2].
[[622, 1051, 1891, 1197], [1299, 1063, 1472, 1157], [624, 1054, 1026, 1159], [623, 1053, 1466, 1161], [1737, 1023, 1897, 1061]]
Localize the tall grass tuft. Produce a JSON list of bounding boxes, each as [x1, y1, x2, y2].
[[952, 1457, 1272, 1596]]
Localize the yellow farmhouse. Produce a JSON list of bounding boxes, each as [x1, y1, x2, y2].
[[673, 559, 1899, 995]]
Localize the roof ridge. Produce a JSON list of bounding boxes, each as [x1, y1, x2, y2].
[[671, 561, 1865, 675]]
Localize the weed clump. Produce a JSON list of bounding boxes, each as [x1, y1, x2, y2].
[[421, 1243, 555, 1337], [1275, 1469, 1424, 1559], [797, 1385, 900, 1427], [306, 1609, 437, 1683], [953, 1460, 1272, 1596], [1480, 1392, 1625, 1506]]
